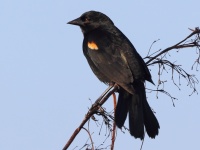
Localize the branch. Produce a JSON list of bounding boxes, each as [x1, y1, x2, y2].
[[62, 85, 118, 150], [145, 27, 200, 65], [145, 27, 200, 101], [111, 93, 117, 150], [82, 127, 94, 150]]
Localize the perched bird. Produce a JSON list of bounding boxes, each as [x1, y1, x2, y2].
[[68, 11, 160, 140]]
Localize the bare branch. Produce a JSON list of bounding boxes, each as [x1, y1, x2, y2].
[[82, 127, 94, 150], [111, 93, 117, 150], [145, 27, 200, 65], [62, 85, 118, 150]]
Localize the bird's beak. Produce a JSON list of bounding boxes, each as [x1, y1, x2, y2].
[[67, 17, 83, 26]]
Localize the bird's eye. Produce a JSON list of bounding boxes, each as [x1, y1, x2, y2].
[[81, 16, 90, 22], [85, 18, 90, 22]]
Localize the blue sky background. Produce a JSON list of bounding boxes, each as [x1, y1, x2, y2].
[[0, 0, 199, 150]]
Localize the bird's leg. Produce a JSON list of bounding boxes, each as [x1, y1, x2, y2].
[[113, 83, 120, 90], [92, 83, 119, 111], [109, 82, 120, 92], [109, 82, 115, 86], [95, 85, 113, 104]]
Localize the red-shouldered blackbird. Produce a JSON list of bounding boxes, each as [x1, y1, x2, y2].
[[68, 11, 160, 140]]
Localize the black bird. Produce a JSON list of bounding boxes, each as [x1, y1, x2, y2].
[[68, 11, 160, 139]]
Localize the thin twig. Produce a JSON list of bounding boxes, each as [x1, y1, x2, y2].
[[62, 85, 118, 150], [111, 93, 117, 150], [146, 29, 200, 65], [82, 127, 94, 150]]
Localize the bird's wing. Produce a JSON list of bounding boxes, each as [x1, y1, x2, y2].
[[84, 28, 134, 87], [83, 41, 110, 83], [112, 27, 154, 83]]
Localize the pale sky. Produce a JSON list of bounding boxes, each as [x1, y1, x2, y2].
[[0, 1, 199, 150]]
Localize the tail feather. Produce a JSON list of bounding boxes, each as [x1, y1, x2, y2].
[[143, 97, 160, 138], [115, 81, 160, 139], [115, 88, 130, 128], [128, 93, 144, 139]]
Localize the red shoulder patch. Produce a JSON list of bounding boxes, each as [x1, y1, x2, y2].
[[88, 41, 98, 50]]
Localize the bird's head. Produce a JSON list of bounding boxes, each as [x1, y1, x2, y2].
[[68, 11, 114, 34]]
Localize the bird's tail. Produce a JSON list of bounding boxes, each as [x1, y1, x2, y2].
[[115, 81, 160, 139]]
